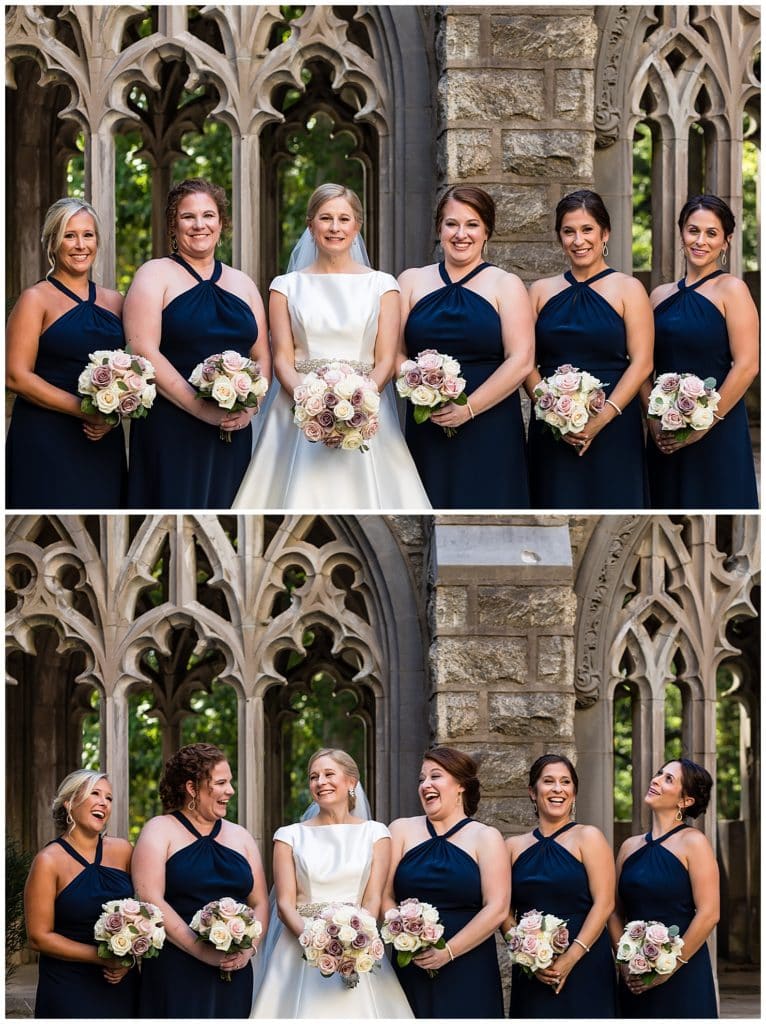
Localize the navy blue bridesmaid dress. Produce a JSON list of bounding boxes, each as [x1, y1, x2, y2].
[[392, 817, 504, 1018], [509, 822, 617, 1018], [647, 269, 757, 509], [34, 834, 139, 1018], [618, 824, 717, 1018], [138, 811, 254, 1018], [127, 255, 257, 509], [404, 262, 529, 508], [6, 278, 127, 509], [528, 268, 648, 508]]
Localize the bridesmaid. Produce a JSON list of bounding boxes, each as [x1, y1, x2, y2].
[[398, 185, 534, 508], [610, 759, 719, 1018], [23, 770, 139, 1018], [125, 178, 270, 508], [526, 189, 654, 508], [645, 195, 759, 508], [504, 754, 617, 1018], [385, 747, 508, 1018], [132, 743, 269, 1018], [6, 198, 127, 508]]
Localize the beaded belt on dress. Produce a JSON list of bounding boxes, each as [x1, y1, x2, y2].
[[294, 358, 373, 374], [297, 899, 356, 916]]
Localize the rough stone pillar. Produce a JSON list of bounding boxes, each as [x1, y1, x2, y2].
[[231, 132, 260, 284], [85, 124, 117, 288], [241, 693, 265, 850], [429, 517, 577, 835], [438, 7, 598, 282], [102, 686, 130, 839], [152, 162, 173, 260]]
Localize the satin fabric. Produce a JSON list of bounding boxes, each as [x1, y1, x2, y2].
[[508, 822, 617, 1018], [647, 270, 757, 509], [35, 835, 139, 1019], [6, 278, 127, 509], [233, 271, 431, 510], [250, 821, 413, 1018]]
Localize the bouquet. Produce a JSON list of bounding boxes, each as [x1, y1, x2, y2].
[[504, 909, 569, 976], [298, 903, 385, 989], [647, 372, 720, 440], [78, 349, 156, 424], [396, 349, 467, 437], [190, 897, 262, 981], [616, 919, 684, 983], [533, 363, 606, 440], [188, 350, 268, 442], [381, 897, 446, 977], [293, 362, 380, 452], [94, 897, 165, 966]]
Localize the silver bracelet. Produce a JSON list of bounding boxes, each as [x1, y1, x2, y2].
[[605, 398, 622, 416], [573, 937, 591, 953]]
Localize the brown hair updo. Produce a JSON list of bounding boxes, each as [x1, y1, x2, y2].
[[423, 746, 481, 816], [434, 185, 496, 239], [159, 743, 228, 812], [165, 178, 230, 252]]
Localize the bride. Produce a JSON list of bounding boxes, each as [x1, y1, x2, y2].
[[233, 183, 430, 510], [250, 748, 413, 1018]]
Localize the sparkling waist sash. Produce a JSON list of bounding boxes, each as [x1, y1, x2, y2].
[[294, 358, 373, 374], [297, 899, 356, 917]]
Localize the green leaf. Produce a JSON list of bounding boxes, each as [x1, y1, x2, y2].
[[396, 950, 415, 968], [413, 406, 432, 425]]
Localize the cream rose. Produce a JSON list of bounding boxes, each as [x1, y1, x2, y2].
[[140, 383, 156, 408], [341, 431, 365, 450], [409, 384, 440, 408], [109, 930, 133, 957], [689, 405, 714, 430], [208, 922, 233, 950], [95, 383, 121, 414], [211, 377, 237, 409]]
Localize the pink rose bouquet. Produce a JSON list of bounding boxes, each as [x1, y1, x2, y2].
[[381, 897, 446, 977], [616, 919, 684, 983], [190, 897, 262, 981], [396, 349, 468, 436], [647, 372, 720, 440], [505, 909, 569, 976], [293, 362, 380, 453], [298, 903, 384, 989], [533, 363, 606, 440], [93, 897, 165, 966], [189, 350, 268, 443], [78, 349, 156, 424]]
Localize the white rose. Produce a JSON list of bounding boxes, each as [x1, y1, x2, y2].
[[208, 922, 233, 950], [421, 905, 440, 925], [152, 926, 166, 949], [341, 431, 364, 450], [140, 383, 156, 408], [394, 932, 419, 952], [293, 405, 309, 425], [334, 399, 355, 421], [395, 377, 413, 398], [617, 938, 637, 962], [78, 368, 97, 395], [211, 376, 237, 410], [568, 405, 589, 431], [648, 392, 668, 415], [535, 941, 554, 968], [230, 371, 252, 397], [250, 376, 268, 398], [338, 925, 357, 944], [332, 906, 353, 926], [654, 951, 677, 975], [409, 384, 440, 408], [189, 363, 204, 386], [95, 383, 121, 414], [334, 377, 356, 400], [110, 930, 133, 956], [689, 404, 714, 430], [307, 377, 327, 396], [88, 349, 114, 364], [513, 951, 534, 968], [304, 946, 319, 963], [442, 356, 461, 377], [361, 389, 380, 414], [355, 953, 375, 973]]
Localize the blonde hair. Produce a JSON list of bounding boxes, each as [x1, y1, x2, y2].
[[51, 769, 109, 834], [41, 198, 100, 276], [306, 183, 364, 227], [308, 748, 360, 812]]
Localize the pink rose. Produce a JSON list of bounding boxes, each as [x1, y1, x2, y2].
[[676, 394, 695, 414], [200, 909, 214, 927], [304, 395, 325, 416], [521, 934, 539, 955], [555, 395, 573, 416], [136, 917, 153, 934], [588, 389, 606, 413], [221, 351, 247, 373], [326, 923, 340, 937], [326, 938, 344, 958], [645, 923, 670, 945], [352, 932, 369, 949], [643, 941, 660, 961], [400, 901, 421, 919], [123, 371, 146, 392], [627, 922, 646, 941], [322, 369, 343, 387], [110, 351, 133, 371], [506, 932, 521, 953], [323, 392, 339, 409], [552, 370, 580, 394], [678, 375, 705, 399], [293, 385, 309, 403], [557, 363, 576, 373], [131, 935, 151, 956], [628, 953, 649, 974], [660, 408, 685, 432], [519, 911, 543, 932], [418, 352, 442, 371], [228, 917, 246, 940], [404, 919, 424, 935], [422, 369, 445, 388], [324, 433, 343, 448], [217, 897, 240, 918], [338, 958, 357, 978], [361, 416, 379, 439], [370, 938, 385, 960], [317, 953, 338, 976], [118, 393, 140, 416], [551, 926, 569, 953], [105, 913, 124, 932], [386, 917, 403, 934], [442, 376, 465, 397], [201, 363, 218, 383], [405, 369, 422, 387], [231, 372, 252, 397], [349, 411, 365, 429], [303, 421, 324, 442], [660, 373, 680, 393], [537, 393, 554, 411], [422, 924, 441, 942], [316, 410, 335, 429], [91, 365, 115, 388]]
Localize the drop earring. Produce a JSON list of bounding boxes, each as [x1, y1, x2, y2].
[[721, 250, 727, 266], [187, 797, 196, 813], [171, 235, 178, 255], [675, 806, 684, 822], [602, 242, 609, 257]]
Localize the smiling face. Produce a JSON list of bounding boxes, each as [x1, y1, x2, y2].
[[418, 759, 464, 820], [174, 191, 222, 259], [438, 198, 488, 268], [187, 760, 234, 821], [645, 761, 691, 816], [558, 208, 609, 272], [529, 761, 576, 822], [308, 754, 355, 811], [309, 197, 360, 258], [681, 208, 730, 272], [55, 210, 97, 276], [68, 777, 113, 833]]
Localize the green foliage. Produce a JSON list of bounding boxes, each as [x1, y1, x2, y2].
[[716, 667, 742, 820], [6, 838, 33, 978], [632, 124, 652, 272], [663, 683, 683, 762], [613, 684, 633, 821], [742, 134, 759, 272], [127, 691, 164, 843], [181, 682, 239, 822], [278, 112, 364, 271]]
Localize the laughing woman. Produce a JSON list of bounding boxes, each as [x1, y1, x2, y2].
[[504, 755, 617, 1018], [24, 770, 139, 1018]]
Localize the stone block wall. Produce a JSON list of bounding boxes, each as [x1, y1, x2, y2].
[[437, 6, 598, 281], [428, 517, 578, 835]]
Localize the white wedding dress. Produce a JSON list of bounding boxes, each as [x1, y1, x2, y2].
[[250, 820, 413, 1018], [233, 271, 431, 510]]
